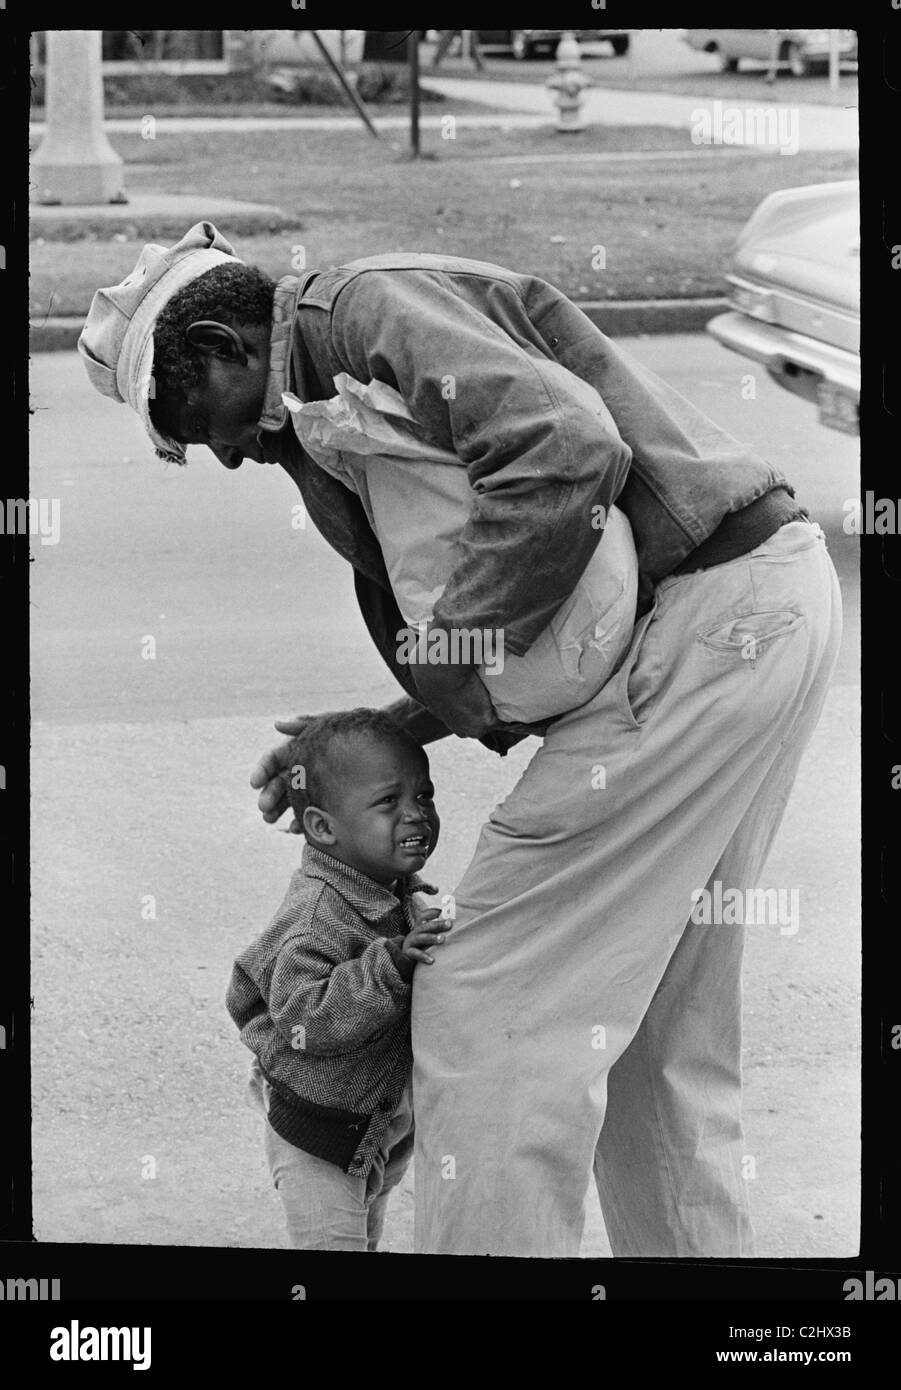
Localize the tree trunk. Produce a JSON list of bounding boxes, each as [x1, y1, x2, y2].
[[362, 31, 410, 63]]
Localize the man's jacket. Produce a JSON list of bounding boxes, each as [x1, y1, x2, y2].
[[226, 844, 432, 1179], [256, 253, 793, 755]]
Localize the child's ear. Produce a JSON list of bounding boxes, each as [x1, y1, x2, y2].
[[302, 805, 335, 845]]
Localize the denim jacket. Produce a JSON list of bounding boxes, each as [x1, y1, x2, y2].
[[256, 253, 792, 755]]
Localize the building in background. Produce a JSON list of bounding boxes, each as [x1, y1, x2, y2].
[[30, 31, 367, 73]]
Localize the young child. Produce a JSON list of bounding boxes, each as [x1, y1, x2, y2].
[[226, 707, 447, 1251]]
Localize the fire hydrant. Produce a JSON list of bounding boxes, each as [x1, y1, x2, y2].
[[546, 32, 591, 132]]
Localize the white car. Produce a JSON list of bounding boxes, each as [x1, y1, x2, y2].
[[476, 30, 630, 60], [707, 181, 859, 434], [682, 29, 856, 77]]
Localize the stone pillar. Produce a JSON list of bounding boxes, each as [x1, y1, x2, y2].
[[31, 31, 126, 205]]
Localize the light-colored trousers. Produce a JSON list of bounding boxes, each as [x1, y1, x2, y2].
[[412, 520, 843, 1257], [247, 1061, 414, 1251]]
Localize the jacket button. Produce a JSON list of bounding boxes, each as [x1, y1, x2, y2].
[[352, 1152, 365, 1165]]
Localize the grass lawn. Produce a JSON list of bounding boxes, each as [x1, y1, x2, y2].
[[30, 123, 857, 318], [28, 97, 508, 123]]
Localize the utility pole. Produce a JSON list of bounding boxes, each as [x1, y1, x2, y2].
[[828, 29, 841, 93], [409, 30, 420, 157]]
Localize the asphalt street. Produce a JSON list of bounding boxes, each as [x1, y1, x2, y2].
[[29, 335, 860, 1256]]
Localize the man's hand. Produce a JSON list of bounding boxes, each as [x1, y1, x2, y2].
[[249, 663, 496, 836], [250, 714, 335, 833], [402, 905, 452, 967], [249, 694, 456, 832], [410, 660, 496, 739]]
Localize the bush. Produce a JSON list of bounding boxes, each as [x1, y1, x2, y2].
[[355, 63, 443, 104]]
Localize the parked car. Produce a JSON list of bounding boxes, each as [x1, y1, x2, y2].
[[707, 181, 859, 434], [682, 29, 856, 76], [476, 30, 630, 60]]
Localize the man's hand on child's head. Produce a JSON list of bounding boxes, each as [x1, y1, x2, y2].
[[251, 713, 340, 832], [251, 707, 437, 832], [402, 905, 451, 966]]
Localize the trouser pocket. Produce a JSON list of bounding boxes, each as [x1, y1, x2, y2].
[[615, 595, 660, 731], [697, 608, 806, 667]]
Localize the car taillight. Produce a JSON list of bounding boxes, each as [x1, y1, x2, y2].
[[731, 284, 777, 323]]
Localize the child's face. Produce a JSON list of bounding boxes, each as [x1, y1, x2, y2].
[[317, 738, 439, 888]]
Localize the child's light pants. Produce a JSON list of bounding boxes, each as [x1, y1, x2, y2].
[[412, 521, 843, 1257], [247, 1062, 414, 1251]]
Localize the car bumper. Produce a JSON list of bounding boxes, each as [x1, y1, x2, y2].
[[797, 40, 856, 60], [707, 311, 860, 398]]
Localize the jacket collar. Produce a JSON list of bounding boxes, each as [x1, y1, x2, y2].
[[301, 842, 437, 926], [257, 274, 304, 436]]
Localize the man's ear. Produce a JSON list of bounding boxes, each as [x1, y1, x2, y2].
[[302, 805, 336, 845], [185, 321, 248, 366]]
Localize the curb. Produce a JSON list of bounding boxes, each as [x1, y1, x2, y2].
[[578, 298, 726, 336], [31, 299, 727, 352], [30, 212, 298, 243]]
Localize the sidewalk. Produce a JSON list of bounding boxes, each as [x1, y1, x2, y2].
[[28, 111, 553, 138], [420, 76, 859, 152]]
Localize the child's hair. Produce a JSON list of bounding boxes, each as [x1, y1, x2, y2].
[[286, 708, 426, 821]]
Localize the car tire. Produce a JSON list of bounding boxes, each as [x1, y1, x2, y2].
[[781, 41, 811, 77], [721, 55, 740, 72], [511, 31, 534, 61], [611, 36, 630, 56]]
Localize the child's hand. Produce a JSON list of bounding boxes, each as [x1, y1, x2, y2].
[[402, 906, 452, 966]]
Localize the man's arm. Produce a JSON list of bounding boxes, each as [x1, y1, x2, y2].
[[381, 694, 453, 746], [352, 554, 495, 738], [329, 268, 633, 658]]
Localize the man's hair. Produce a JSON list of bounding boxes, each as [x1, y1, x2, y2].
[[149, 262, 276, 427], [286, 708, 427, 822]]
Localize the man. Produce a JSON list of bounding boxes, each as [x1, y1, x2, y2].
[[79, 221, 842, 1257]]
